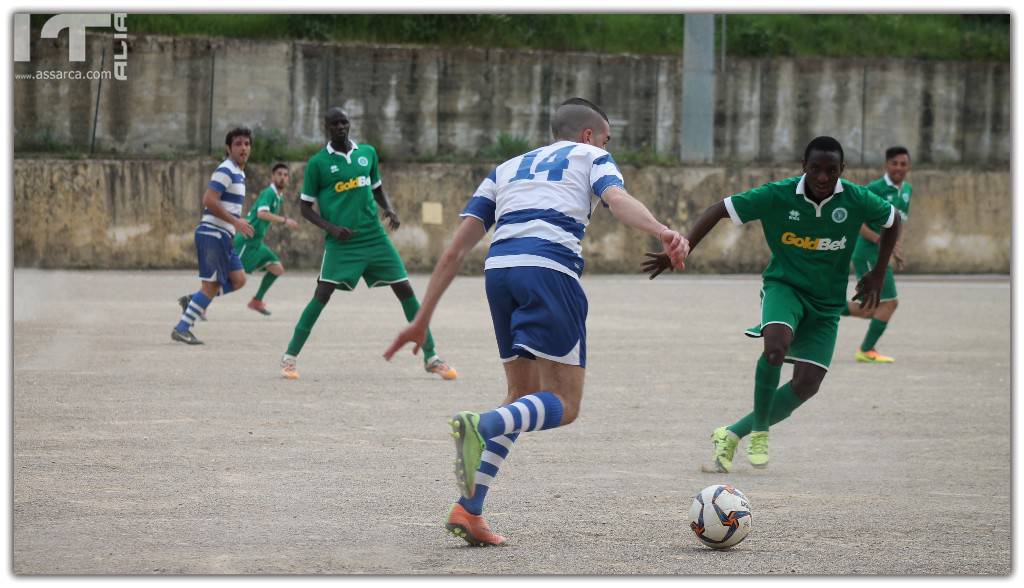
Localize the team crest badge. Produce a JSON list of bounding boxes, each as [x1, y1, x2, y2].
[[831, 207, 848, 223], [788, 209, 800, 221], [358, 156, 369, 167], [330, 165, 339, 173]]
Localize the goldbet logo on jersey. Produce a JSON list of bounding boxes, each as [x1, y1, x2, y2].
[[335, 176, 371, 192], [780, 232, 847, 251]]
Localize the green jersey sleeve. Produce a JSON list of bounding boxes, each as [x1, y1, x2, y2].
[[369, 148, 382, 190], [724, 183, 777, 225], [301, 158, 321, 203]]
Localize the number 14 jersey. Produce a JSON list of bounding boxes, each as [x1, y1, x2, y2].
[[460, 140, 625, 280]]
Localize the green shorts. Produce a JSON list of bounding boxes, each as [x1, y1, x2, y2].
[[851, 255, 898, 301], [234, 239, 280, 273], [743, 280, 839, 371], [318, 237, 408, 290]]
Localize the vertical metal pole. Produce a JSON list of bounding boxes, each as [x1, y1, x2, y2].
[[90, 48, 105, 154], [208, 49, 216, 155], [721, 15, 727, 73], [681, 14, 716, 163]]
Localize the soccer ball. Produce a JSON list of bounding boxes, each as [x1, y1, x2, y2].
[[688, 484, 752, 549]]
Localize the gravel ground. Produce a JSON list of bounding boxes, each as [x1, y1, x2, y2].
[[11, 270, 1012, 576]]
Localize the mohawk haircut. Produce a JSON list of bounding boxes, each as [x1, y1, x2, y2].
[[551, 98, 609, 140]]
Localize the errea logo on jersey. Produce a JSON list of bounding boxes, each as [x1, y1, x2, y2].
[[335, 176, 371, 192], [781, 232, 847, 251]]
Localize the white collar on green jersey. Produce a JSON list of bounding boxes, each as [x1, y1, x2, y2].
[[883, 173, 904, 192], [326, 140, 360, 161], [795, 173, 844, 217], [268, 183, 282, 198]]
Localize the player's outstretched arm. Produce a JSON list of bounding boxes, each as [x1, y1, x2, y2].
[[601, 186, 688, 269], [383, 216, 487, 359], [300, 200, 355, 241], [203, 187, 253, 237], [642, 200, 729, 279], [257, 210, 298, 229], [854, 213, 902, 310]]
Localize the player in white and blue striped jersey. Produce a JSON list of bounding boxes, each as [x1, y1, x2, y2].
[[384, 98, 689, 546], [171, 127, 255, 345]]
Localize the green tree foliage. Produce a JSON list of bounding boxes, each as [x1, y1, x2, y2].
[[127, 13, 1009, 60]]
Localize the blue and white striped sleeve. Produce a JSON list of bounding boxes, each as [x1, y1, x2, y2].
[[460, 168, 498, 231], [208, 166, 231, 195], [590, 152, 625, 200]]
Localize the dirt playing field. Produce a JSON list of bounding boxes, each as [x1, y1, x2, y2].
[[11, 270, 1011, 575]]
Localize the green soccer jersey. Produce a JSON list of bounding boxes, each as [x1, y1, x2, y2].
[[853, 175, 912, 259], [242, 185, 283, 243], [725, 175, 895, 309], [300, 141, 385, 246]]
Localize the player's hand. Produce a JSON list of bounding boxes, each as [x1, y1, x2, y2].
[[659, 228, 689, 270], [893, 242, 905, 271], [853, 269, 884, 310], [642, 252, 673, 280], [382, 209, 400, 231], [234, 219, 255, 238], [327, 225, 356, 241], [284, 217, 299, 230], [383, 320, 429, 360]]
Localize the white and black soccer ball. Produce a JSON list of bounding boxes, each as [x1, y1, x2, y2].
[[688, 484, 752, 549]]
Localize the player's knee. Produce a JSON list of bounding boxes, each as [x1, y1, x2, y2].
[[791, 379, 821, 402], [763, 348, 787, 366], [391, 280, 414, 300], [559, 401, 580, 426], [232, 275, 247, 290], [314, 282, 334, 304]]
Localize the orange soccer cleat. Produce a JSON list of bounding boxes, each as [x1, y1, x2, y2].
[[855, 349, 895, 363], [445, 503, 507, 547]]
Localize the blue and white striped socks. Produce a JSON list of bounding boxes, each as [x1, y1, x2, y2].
[[458, 433, 518, 515], [175, 292, 211, 333], [476, 392, 565, 440]]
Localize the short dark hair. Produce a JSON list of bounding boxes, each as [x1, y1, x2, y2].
[[225, 126, 252, 147], [885, 146, 910, 161], [803, 136, 844, 164], [551, 98, 609, 140], [271, 162, 289, 174]]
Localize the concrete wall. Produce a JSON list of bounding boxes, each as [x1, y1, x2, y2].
[[13, 158, 1010, 274], [13, 34, 1010, 166]]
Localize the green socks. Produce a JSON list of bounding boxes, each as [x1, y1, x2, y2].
[[727, 382, 805, 439], [752, 355, 782, 432], [254, 272, 278, 301], [399, 296, 436, 361], [286, 298, 326, 356], [860, 318, 889, 352]]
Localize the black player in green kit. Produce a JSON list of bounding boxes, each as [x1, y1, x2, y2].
[[280, 107, 457, 382], [644, 136, 901, 472]]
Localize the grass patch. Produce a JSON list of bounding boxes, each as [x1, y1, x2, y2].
[[124, 13, 1009, 60]]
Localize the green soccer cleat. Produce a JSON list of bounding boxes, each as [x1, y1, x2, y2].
[[701, 426, 740, 473], [747, 431, 770, 468], [449, 411, 485, 499]]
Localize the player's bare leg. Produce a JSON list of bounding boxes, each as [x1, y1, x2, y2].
[[450, 360, 585, 549]]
